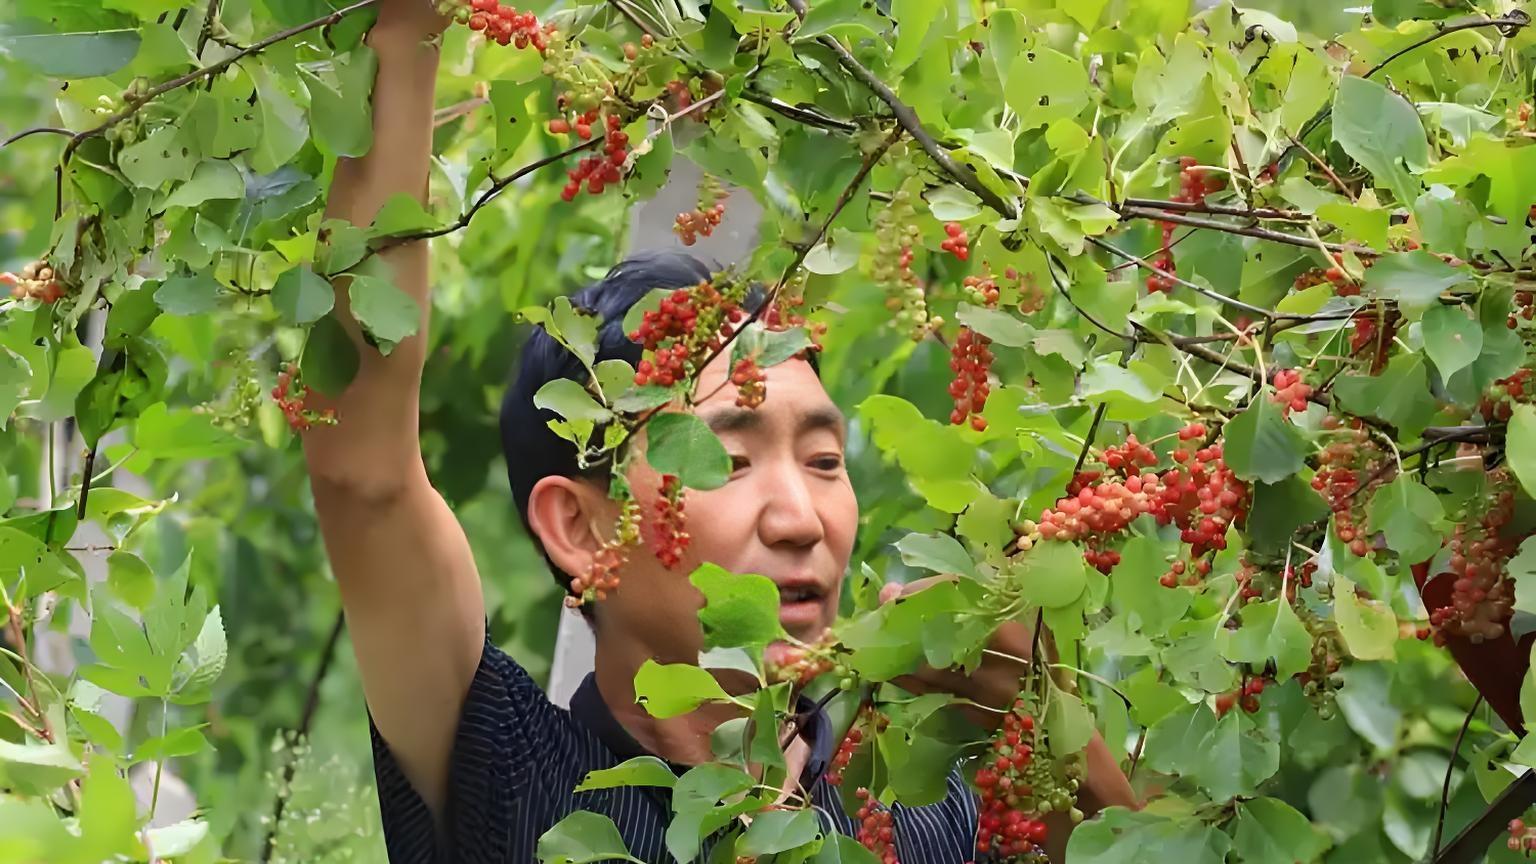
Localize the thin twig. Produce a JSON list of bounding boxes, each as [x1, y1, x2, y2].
[[1430, 695, 1483, 858], [0, 127, 72, 147], [1086, 235, 1276, 320], [197, 0, 225, 58]]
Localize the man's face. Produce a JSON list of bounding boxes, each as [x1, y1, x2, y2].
[[601, 351, 858, 657]]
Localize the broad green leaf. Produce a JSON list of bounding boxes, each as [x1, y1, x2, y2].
[[645, 412, 731, 491], [272, 267, 335, 326], [489, 79, 538, 165], [1332, 76, 1427, 203], [1334, 577, 1398, 661], [633, 660, 730, 718], [1067, 807, 1230, 864], [119, 126, 198, 189], [1045, 687, 1094, 755], [142, 819, 210, 858], [0, 736, 82, 798], [1364, 476, 1444, 564], [1111, 534, 1191, 634], [304, 47, 376, 158], [1014, 540, 1087, 609], [1005, 47, 1091, 131], [301, 313, 361, 397], [1510, 404, 1536, 499], [154, 272, 221, 316], [250, 64, 309, 174], [536, 811, 639, 864], [1222, 398, 1306, 484], [1334, 354, 1437, 438], [1194, 708, 1280, 800], [0, 21, 139, 78], [575, 756, 678, 791], [1221, 598, 1312, 680], [133, 403, 241, 459], [690, 563, 787, 651], [955, 303, 1034, 347], [736, 808, 820, 856], [369, 193, 438, 237], [106, 551, 155, 610], [730, 325, 814, 369], [1233, 797, 1330, 864], [1362, 251, 1470, 320], [894, 532, 977, 580], [163, 160, 245, 209], [1420, 303, 1482, 378], [348, 274, 421, 355], [533, 379, 613, 424]]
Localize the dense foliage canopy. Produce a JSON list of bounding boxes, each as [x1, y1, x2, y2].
[[4, 0, 1536, 862]]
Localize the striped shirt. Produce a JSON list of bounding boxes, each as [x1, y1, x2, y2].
[[369, 631, 981, 862]]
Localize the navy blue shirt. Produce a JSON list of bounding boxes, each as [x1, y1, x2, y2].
[[369, 631, 981, 862]]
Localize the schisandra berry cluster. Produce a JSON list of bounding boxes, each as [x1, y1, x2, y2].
[[440, 0, 553, 51], [730, 358, 765, 408], [874, 184, 930, 341], [1147, 157, 1223, 293], [962, 273, 1000, 307], [973, 698, 1069, 860], [1310, 420, 1384, 558], [556, 114, 630, 201], [629, 280, 745, 388], [272, 363, 337, 432], [1297, 616, 1344, 719], [674, 174, 728, 246], [1481, 368, 1533, 422], [1430, 472, 1517, 645], [939, 222, 970, 261], [649, 474, 689, 568], [566, 497, 641, 607], [1508, 818, 1536, 853], [854, 788, 899, 864], [763, 633, 845, 688], [1511, 290, 1534, 328], [947, 328, 993, 431], [1023, 423, 1249, 580], [1269, 368, 1312, 416], [0, 260, 68, 304], [1292, 253, 1362, 297], [825, 708, 886, 786], [1214, 675, 1271, 717]]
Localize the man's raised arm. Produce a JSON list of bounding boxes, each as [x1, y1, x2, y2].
[[301, 0, 486, 824]]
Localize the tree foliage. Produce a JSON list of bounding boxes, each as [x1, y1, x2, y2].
[[4, 0, 1536, 861]]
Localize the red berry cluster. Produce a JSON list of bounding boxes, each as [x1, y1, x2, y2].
[[272, 363, 336, 432], [1102, 434, 1157, 474], [1429, 473, 1517, 645], [1010, 267, 1046, 315], [1033, 425, 1248, 569], [1147, 158, 1222, 293], [947, 328, 993, 431], [1508, 818, 1536, 853], [731, 357, 765, 408], [1510, 290, 1534, 329], [1293, 255, 1358, 297], [874, 185, 929, 340], [764, 635, 842, 688], [826, 724, 862, 786], [0, 261, 67, 304], [973, 705, 1050, 859], [1311, 420, 1381, 558], [962, 273, 999, 307], [1270, 368, 1312, 416], [558, 114, 629, 201], [854, 788, 900, 864], [566, 500, 641, 607], [1480, 368, 1533, 422], [457, 0, 552, 51], [1215, 676, 1270, 717], [630, 281, 743, 388], [674, 174, 727, 246], [939, 222, 970, 261], [648, 474, 689, 568]]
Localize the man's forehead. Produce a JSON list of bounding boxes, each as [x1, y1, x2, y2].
[[696, 401, 847, 437]]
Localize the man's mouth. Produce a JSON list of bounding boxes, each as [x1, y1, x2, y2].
[[776, 580, 830, 628]]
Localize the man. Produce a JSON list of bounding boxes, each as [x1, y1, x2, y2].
[[302, 2, 1135, 861]]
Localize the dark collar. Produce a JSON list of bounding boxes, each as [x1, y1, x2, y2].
[[569, 673, 834, 782]]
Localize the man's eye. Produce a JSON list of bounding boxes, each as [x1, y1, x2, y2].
[[730, 455, 751, 473], [810, 455, 843, 471]]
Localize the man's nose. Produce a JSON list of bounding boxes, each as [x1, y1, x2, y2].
[[756, 461, 825, 548]]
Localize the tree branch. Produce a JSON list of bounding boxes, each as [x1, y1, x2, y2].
[[1086, 235, 1277, 321], [1432, 768, 1536, 864], [1431, 695, 1484, 859], [783, 0, 1018, 220]]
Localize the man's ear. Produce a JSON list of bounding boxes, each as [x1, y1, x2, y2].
[[526, 475, 609, 579]]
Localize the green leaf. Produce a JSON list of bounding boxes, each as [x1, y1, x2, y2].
[[1247, 477, 1330, 554], [1222, 598, 1313, 681], [142, 819, 210, 858], [737, 808, 821, 856], [1362, 251, 1470, 320], [119, 125, 198, 189], [955, 303, 1034, 348], [646, 412, 731, 491], [1045, 686, 1094, 755], [533, 379, 613, 423], [730, 325, 814, 369], [1067, 807, 1230, 864], [174, 605, 226, 700], [0, 21, 139, 78], [1332, 76, 1428, 203], [1333, 576, 1398, 662], [1233, 797, 1331, 864], [894, 532, 977, 579], [303, 46, 375, 158], [489, 79, 538, 164], [0, 735, 82, 798], [1510, 404, 1536, 499], [536, 811, 638, 864], [369, 193, 438, 237], [250, 64, 308, 174], [1223, 398, 1306, 484], [1111, 534, 1191, 634], [1365, 476, 1445, 564], [575, 755, 678, 791], [348, 274, 421, 355], [272, 267, 335, 326], [1420, 303, 1482, 378], [163, 160, 245, 209], [106, 551, 155, 610], [1005, 47, 1091, 130], [634, 660, 731, 719], [1333, 354, 1437, 439], [133, 403, 241, 459], [301, 313, 360, 397], [1014, 540, 1087, 609], [690, 563, 787, 651], [154, 272, 221, 316]]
